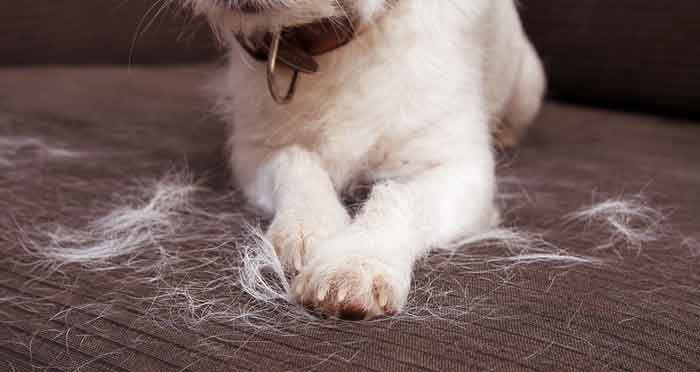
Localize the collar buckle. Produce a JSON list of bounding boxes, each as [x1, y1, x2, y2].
[[266, 32, 300, 105]]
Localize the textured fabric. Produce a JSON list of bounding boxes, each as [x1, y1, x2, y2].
[[0, 0, 218, 65], [1, 66, 699, 371], [520, 0, 700, 118]]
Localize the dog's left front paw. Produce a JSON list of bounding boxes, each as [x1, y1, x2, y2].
[[292, 255, 410, 320], [266, 209, 350, 272]]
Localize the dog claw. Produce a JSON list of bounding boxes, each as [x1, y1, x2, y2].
[[294, 275, 307, 297], [377, 290, 389, 308], [293, 251, 303, 272], [337, 286, 349, 303], [317, 284, 329, 302]]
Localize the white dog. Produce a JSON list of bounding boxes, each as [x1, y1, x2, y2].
[[187, 0, 545, 319]]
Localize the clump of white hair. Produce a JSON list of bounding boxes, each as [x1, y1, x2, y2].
[[564, 194, 669, 255], [40, 173, 198, 265], [22, 172, 198, 269], [448, 227, 595, 266], [0, 135, 82, 168], [17, 170, 244, 281]]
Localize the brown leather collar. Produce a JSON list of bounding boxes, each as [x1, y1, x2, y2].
[[235, 15, 360, 104], [236, 17, 358, 73], [235, 2, 402, 104]]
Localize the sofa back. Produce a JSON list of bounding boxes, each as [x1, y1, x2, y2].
[[521, 0, 700, 118], [0, 1, 218, 65], [1, 1, 698, 117]]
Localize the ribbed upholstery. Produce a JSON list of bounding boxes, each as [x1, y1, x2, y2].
[[1, 66, 698, 371]]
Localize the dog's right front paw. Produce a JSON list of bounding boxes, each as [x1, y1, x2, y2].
[[292, 255, 410, 320]]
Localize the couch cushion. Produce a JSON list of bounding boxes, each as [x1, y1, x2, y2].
[[1, 65, 699, 371], [521, 0, 700, 118]]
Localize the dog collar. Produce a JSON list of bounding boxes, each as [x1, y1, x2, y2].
[[235, 17, 358, 104]]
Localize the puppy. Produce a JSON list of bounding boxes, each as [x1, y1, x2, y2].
[[186, 0, 545, 319]]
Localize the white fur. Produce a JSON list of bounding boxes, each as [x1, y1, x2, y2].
[[30, 173, 201, 267], [565, 195, 669, 255], [191, 0, 546, 318]]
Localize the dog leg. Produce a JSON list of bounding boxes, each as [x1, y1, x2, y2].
[[294, 154, 497, 319], [248, 145, 351, 272], [495, 41, 546, 148]]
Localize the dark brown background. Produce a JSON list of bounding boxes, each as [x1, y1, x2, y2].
[[1, 1, 698, 117], [0, 1, 219, 65], [519, 1, 700, 118]]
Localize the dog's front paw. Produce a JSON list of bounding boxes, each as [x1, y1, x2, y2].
[[266, 211, 349, 272], [292, 255, 410, 320]]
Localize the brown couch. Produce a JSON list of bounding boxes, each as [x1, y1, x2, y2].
[[1, 2, 699, 371]]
